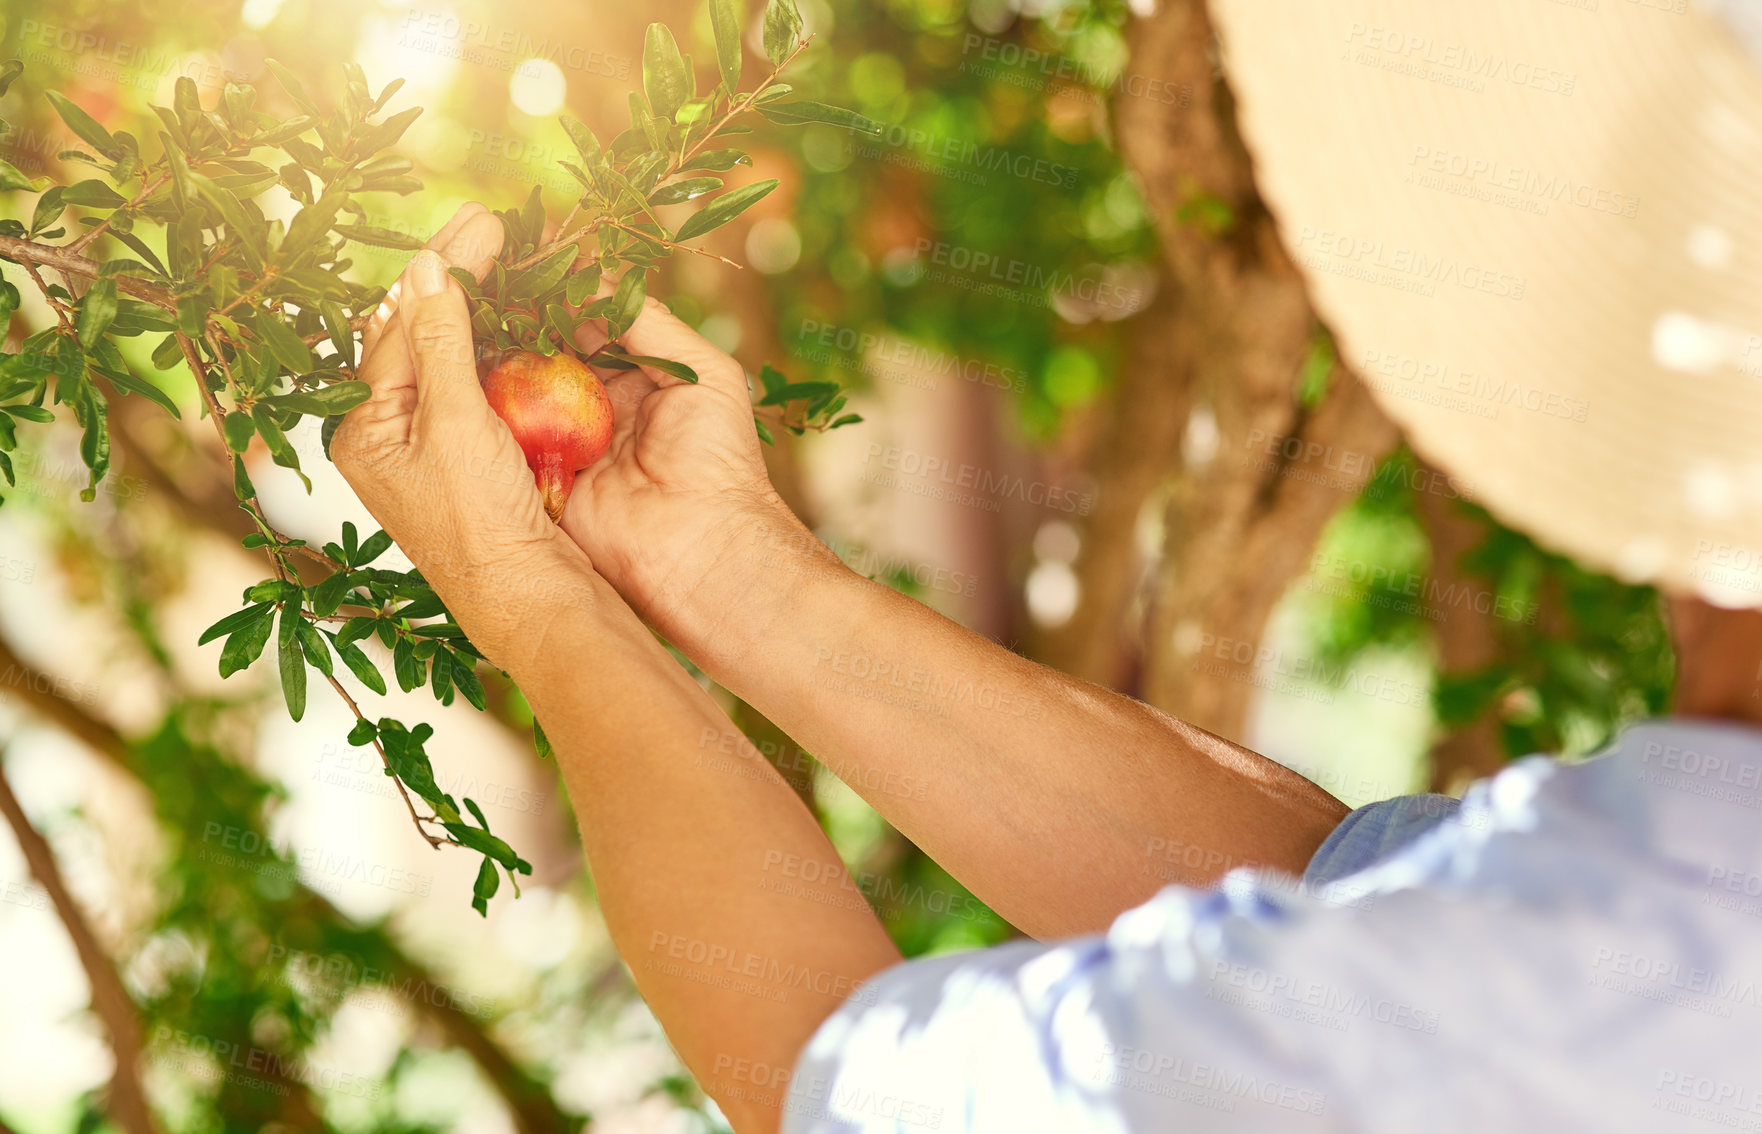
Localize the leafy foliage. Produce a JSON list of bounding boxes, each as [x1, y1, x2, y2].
[[0, 0, 876, 913]]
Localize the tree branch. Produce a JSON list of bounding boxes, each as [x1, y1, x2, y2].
[[0, 751, 162, 1134], [0, 634, 578, 1134], [0, 235, 175, 310]]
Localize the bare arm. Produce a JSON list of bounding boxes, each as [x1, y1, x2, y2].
[[557, 305, 1350, 939], [331, 216, 901, 1132]]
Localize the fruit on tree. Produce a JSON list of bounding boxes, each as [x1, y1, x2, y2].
[[480, 350, 614, 521]]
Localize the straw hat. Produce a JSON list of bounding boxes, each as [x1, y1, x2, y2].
[[1208, 0, 1762, 607]]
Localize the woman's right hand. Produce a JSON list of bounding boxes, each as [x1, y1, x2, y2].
[[556, 301, 827, 641]]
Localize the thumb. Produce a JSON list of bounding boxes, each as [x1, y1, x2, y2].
[[401, 249, 490, 436]]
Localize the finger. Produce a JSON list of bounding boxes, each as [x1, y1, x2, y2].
[[361, 211, 507, 397], [362, 202, 489, 359], [401, 249, 491, 436], [619, 297, 750, 397]]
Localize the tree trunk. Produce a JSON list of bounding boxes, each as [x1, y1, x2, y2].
[[1413, 484, 1508, 792], [1103, 0, 1397, 740]]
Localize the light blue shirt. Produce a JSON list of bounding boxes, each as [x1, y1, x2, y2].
[[783, 719, 1762, 1132]]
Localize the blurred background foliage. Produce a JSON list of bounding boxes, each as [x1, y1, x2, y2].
[[0, 0, 1674, 1130]]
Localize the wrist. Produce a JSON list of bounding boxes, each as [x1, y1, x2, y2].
[[647, 491, 838, 639], [429, 530, 610, 676]]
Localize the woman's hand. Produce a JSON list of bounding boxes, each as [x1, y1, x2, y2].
[[329, 204, 593, 671], [557, 300, 817, 639]]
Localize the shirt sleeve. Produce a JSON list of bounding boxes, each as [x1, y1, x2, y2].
[[780, 887, 1342, 1134]]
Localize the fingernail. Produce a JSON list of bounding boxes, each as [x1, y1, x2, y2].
[[409, 250, 447, 298]]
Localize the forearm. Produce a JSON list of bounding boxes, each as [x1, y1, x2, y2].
[[466, 545, 902, 1133], [654, 502, 1350, 939]]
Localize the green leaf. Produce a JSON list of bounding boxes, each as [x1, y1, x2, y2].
[[606, 268, 647, 341], [565, 265, 602, 307], [649, 177, 722, 206], [335, 638, 387, 696], [265, 59, 319, 117], [263, 381, 371, 417], [711, 0, 744, 92], [250, 403, 310, 492], [754, 416, 775, 445], [255, 314, 315, 375], [320, 299, 355, 370], [680, 149, 752, 173], [199, 601, 275, 645], [62, 179, 127, 209], [626, 354, 698, 383], [347, 717, 379, 747], [560, 115, 601, 164], [232, 454, 254, 500], [223, 410, 256, 452], [219, 610, 276, 677], [675, 179, 778, 242], [430, 648, 454, 704], [511, 245, 578, 303], [309, 568, 357, 616], [0, 60, 24, 99], [334, 222, 423, 250], [756, 100, 884, 135], [762, 0, 804, 66], [46, 91, 122, 159], [296, 617, 334, 678], [471, 857, 500, 917], [451, 656, 486, 710], [393, 636, 422, 693], [30, 186, 65, 237], [0, 157, 40, 193], [643, 23, 692, 122], [5, 404, 55, 425], [76, 278, 118, 350], [278, 605, 308, 720], [354, 528, 394, 566]]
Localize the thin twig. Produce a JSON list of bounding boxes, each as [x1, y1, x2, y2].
[[0, 753, 163, 1134]]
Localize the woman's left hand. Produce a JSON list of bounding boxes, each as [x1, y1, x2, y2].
[[329, 203, 593, 670]]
